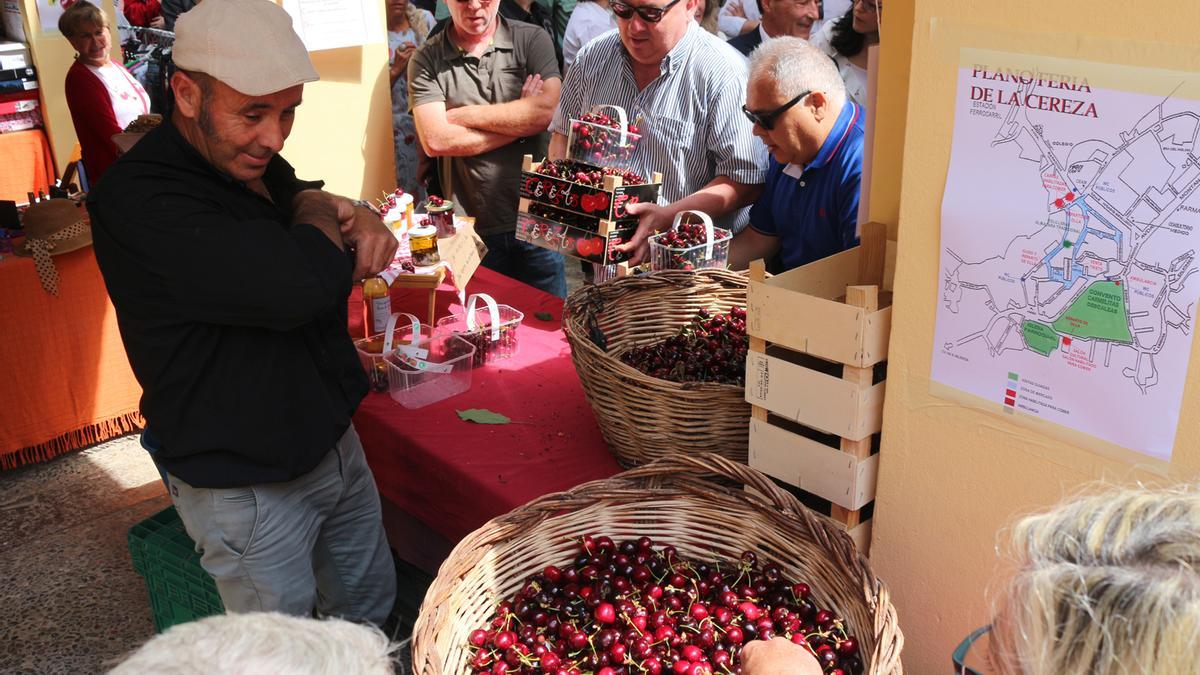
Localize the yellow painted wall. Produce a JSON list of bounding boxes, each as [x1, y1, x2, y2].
[[872, 1, 1200, 672], [283, 3, 397, 201], [21, 0, 394, 199], [286, 39, 397, 201]]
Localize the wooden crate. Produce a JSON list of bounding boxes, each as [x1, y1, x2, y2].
[[745, 223, 895, 554], [744, 482, 874, 552]]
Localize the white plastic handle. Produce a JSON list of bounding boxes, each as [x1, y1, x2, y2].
[[465, 293, 502, 342], [590, 104, 630, 148], [391, 349, 453, 373], [382, 312, 423, 355], [671, 210, 716, 258]]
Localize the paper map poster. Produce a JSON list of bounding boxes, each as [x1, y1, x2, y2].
[[933, 49, 1200, 462]]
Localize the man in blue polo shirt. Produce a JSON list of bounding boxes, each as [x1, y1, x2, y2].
[[730, 37, 864, 271]]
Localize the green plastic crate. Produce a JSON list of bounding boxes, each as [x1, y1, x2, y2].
[[127, 506, 224, 632]]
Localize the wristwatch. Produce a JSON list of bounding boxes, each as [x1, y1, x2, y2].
[[350, 199, 380, 217]]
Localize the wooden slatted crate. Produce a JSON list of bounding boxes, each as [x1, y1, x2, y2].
[[745, 223, 895, 554]]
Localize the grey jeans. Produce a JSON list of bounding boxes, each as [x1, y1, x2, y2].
[[166, 424, 396, 625]]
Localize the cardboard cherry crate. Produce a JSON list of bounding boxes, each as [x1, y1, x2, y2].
[[519, 155, 661, 223], [744, 223, 895, 554], [516, 198, 638, 266]]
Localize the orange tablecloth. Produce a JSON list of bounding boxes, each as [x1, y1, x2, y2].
[[0, 247, 144, 470], [0, 129, 56, 203]]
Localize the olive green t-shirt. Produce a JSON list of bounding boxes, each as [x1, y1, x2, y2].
[[408, 17, 561, 236]]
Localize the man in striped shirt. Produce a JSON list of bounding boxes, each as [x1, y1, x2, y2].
[[548, 0, 767, 264]]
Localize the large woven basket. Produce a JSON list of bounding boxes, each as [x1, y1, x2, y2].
[[562, 269, 751, 467], [412, 453, 904, 674]]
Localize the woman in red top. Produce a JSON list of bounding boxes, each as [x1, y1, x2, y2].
[[59, 1, 151, 184]]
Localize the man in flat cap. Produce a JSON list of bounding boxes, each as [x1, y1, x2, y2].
[[89, 0, 398, 624]]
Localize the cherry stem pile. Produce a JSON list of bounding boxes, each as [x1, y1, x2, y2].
[[536, 160, 646, 189], [569, 112, 641, 164], [619, 308, 748, 386], [465, 535, 862, 675]]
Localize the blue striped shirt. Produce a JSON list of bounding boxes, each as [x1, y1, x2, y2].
[[550, 23, 768, 232]]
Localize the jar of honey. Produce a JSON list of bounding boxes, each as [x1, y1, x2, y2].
[[409, 224, 440, 267]]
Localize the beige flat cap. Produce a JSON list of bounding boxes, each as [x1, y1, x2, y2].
[[173, 0, 320, 96]]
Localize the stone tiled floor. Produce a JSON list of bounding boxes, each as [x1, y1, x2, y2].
[[0, 435, 432, 674], [0, 435, 170, 674]]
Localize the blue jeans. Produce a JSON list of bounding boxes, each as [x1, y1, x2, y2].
[[479, 231, 568, 298], [140, 429, 170, 490]]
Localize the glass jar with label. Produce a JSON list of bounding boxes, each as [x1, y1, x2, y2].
[[409, 224, 440, 267], [426, 198, 456, 237], [361, 276, 391, 339]]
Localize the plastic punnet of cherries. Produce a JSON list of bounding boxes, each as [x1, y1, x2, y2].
[[569, 112, 641, 164], [619, 308, 748, 386], [649, 220, 732, 272], [535, 160, 647, 189], [464, 535, 863, 675]]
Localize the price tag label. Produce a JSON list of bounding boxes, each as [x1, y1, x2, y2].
[[394, 344, 430, 360], [394, 346, 452, 373], [750, 352, 769, 402]]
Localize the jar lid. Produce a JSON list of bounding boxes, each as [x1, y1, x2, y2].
[[410, 224, 437, 238]]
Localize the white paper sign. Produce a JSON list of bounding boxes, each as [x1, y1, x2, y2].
[[35, 0, 66, 33], [282, 0, 384, 52], [932, 49, 1200, 463]]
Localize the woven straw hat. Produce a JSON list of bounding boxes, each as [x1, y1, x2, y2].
[[15, 199, 91, 257], [15, 199, 92, 296]]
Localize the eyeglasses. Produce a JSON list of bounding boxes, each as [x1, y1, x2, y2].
[[951, 625, 992, 675], [610, 0, 683, 23], [854, 0, 882, 13], [741, 90, 811, 131]]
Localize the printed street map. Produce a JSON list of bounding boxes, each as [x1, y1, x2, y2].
[[934, 51, 1200, 461]]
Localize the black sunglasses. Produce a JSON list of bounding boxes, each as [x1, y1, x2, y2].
[[610, 0, 683, 23], [742, 90, 811, 130], [951, 624, 992, 675]]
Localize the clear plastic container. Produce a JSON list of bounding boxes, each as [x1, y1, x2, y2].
[[649, 210, 732, 272], [383, 333, 476, 408], [436, 293, 524, 367], [353, 313, 429, 393], [566, 105, 641, 168]]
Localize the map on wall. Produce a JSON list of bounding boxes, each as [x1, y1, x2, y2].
[[933, 49, 1200, 462]]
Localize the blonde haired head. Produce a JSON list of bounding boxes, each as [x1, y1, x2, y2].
[[994, 487, 1200, 675], [108, 612, 398, 674]]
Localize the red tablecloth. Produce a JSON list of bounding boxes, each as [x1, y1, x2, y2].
[[349, 268, 621, 542]]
